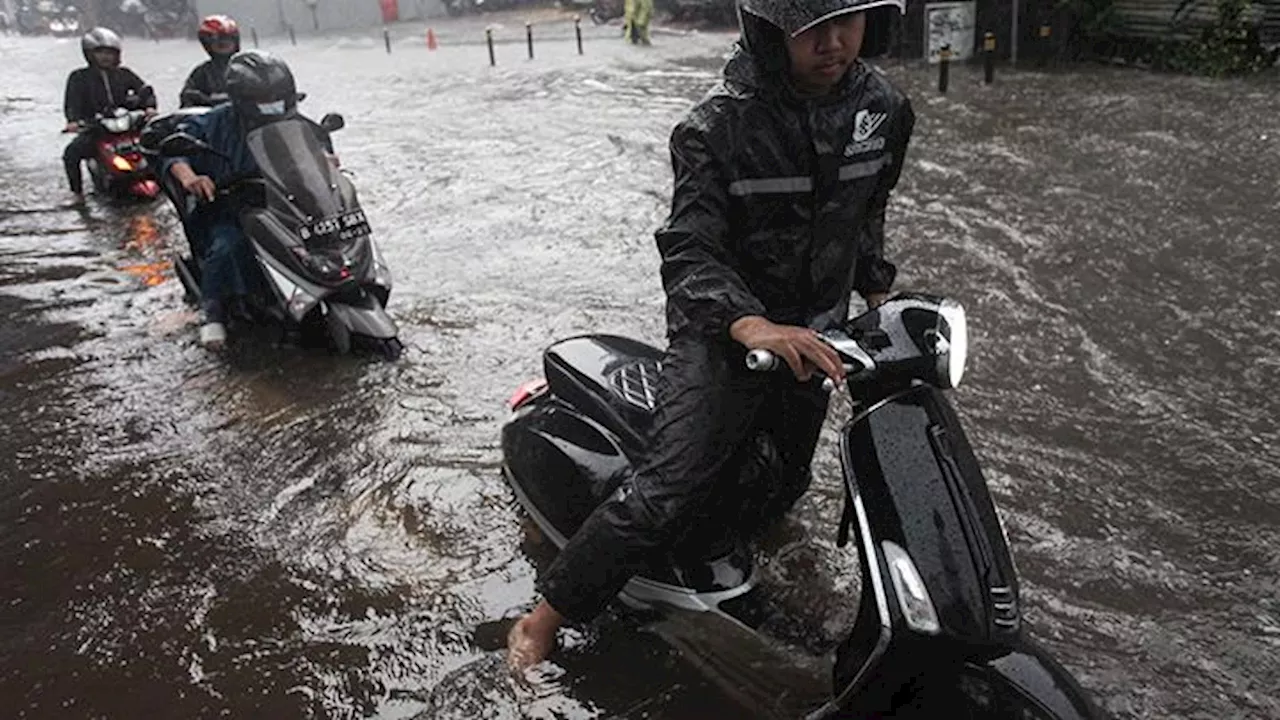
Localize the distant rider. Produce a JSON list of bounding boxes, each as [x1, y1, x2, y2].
[[180, 15, 240, 108], [62, 28, 157, 203]]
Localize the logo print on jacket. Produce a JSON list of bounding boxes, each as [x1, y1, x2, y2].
[[852, 109, 888, 142], [845, 109, 888, 157]]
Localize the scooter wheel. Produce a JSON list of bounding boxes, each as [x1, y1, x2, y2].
[[324, 305, 353, 355], [378, 337, 404, 362]]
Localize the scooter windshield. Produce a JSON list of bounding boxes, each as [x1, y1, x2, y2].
[[245, 118, 342, 222]]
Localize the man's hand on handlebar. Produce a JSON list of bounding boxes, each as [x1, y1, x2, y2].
[[730, 315, 845, 383], [170, 161, 216, 202], [183, 175, 217, 202], [63, 121, 81, 133]]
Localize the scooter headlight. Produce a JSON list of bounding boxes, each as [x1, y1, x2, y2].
[[882, 540, 941, 635], [101, 116, 131, 133], [935, 298, 968, 389], [860, 294, 970, 390]]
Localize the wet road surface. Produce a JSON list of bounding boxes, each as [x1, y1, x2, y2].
[[1, 16, 1278, 720]]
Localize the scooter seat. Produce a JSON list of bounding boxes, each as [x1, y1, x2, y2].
[[543, 335, 664, 449]]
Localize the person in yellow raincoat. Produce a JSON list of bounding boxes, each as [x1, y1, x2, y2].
[[623, 0, 653, 44]]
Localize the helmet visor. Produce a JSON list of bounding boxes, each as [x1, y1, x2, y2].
[[741, 0, 904, 37]]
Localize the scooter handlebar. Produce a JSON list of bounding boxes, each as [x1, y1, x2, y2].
[[745, 348, 840, 392], [745, 349, 780, 372]]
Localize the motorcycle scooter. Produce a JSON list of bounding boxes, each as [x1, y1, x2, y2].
[[500, 294, 1104, 718], [66, 90, 161, 203], [141, 108, 402, 359]]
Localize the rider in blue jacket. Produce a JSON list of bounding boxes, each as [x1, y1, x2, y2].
[[162, 50, 297, 350]]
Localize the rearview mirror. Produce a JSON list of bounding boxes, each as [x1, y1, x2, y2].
[[158, 132, 212, 158], [320, 113, 345, 133]]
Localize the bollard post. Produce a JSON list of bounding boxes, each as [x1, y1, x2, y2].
[[289, 25, 297, 46], [487, 27, 496, 66], [251, 26, 259, 48], [938, 44, 951, 93], [526, 22, 534, 60], [575, 15, 583, 55], [384, 28, 391, 54], [1039, 24, 1051, 67], [983, 31, 995, 84]]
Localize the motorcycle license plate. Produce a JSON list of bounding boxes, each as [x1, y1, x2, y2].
[[298, 209, 371, 243]]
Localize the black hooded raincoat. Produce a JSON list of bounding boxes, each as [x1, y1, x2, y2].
[[538, 24, 915, 623]]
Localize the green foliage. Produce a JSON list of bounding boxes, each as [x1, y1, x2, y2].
[[1163, 0, 1277, 76], [1058, 0, 1119, 40]]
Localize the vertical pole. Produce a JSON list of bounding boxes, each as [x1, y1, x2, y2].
[[1011, 0, 1020, 65], [1039, 24, 1051, 67], [938, 44, 951, 93], [575, 16, 583, 55], [384, 28, 391, 53], [487, 27, 496, 66], [251, 27, 260, 48], [289, 25, 296, 45], [526, 22, 534, 60], [983, 32, 995, 84]]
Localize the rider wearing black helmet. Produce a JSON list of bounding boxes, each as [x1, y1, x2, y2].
[[163, 50, 316, 349], [508, 0, 916, 672], [179, 15, 241, 107], [163, 50, 335, 350], [62, 27, 157, 202]]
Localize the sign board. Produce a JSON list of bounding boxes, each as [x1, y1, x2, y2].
[[925, 2, 976, 63]]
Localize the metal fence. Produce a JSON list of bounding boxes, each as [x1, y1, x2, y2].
[[191, 0, 447, 34]]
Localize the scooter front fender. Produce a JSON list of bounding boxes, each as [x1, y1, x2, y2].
[[324, 294, 398, 341]]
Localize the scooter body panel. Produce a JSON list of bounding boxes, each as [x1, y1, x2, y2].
[[828, 384, 1022, 714], [501, 335, 758, 601]]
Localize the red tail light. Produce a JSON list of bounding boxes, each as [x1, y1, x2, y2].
[[131, 180, 160, 198], [507, 378, 548, 410]]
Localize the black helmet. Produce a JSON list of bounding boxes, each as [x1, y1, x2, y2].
[[225, 50, 298, 125], [738, 0, 904, 64], [81, 27, 122, 66]]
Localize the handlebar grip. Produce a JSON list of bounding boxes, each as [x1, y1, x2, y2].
[[745, 349, 780, 372]]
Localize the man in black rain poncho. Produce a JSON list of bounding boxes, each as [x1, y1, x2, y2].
[[508, 0, 916, 671]]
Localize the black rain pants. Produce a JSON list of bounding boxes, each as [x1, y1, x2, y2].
[[537, 333, 829, 623]]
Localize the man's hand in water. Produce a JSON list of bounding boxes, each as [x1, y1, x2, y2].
[[507, 601, 564, 676]]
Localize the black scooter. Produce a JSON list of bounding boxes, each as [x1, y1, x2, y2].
[[141, 108, 402, 359], [500, 294, 1104, 719]]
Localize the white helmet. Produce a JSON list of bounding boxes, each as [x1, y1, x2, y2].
[[81, 26, 123, 65]]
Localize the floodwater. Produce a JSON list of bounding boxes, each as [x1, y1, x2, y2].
[[1, 14, 1278, 720]]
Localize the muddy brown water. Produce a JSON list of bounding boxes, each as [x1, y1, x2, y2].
[[1, 23, 1277, 720]]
